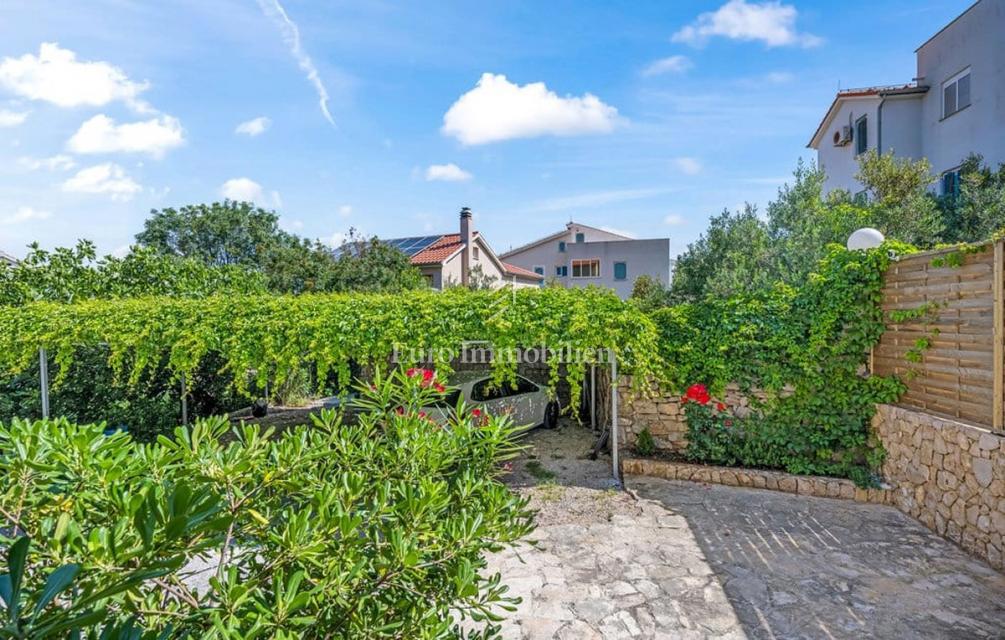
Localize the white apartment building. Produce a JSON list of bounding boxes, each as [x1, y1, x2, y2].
[[809, 0, 1005, 196]]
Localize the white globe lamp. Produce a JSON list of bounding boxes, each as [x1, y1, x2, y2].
[[847, 228, 885, 251]]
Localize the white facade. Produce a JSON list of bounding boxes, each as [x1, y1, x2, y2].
[[809, 0, 1005, 195], [500, 222, 671, 299]]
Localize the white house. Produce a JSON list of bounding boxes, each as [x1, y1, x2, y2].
[[809, 0, 1005, 196], [383, 208, 543, 290], [0, 250, 17, 266], [499, 222, 670, 299]]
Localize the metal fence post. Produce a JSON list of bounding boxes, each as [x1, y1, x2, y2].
[[39, 347, 49, 419], [590, 363, 597, 431], [610, 349, 619, 481]]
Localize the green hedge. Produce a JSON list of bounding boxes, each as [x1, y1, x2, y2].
[[652, 244, 910, 484]]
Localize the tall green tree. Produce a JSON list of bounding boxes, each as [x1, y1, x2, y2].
[[854, 150, 944, 245], [135, 201, 288, 266], [767, 162, 871, 284], [136, 202, 424, 294], [940, 154, 1005, 243], [670, 205, 775, 302]]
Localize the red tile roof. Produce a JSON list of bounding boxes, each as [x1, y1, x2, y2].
[[502, 262, 543, 279], [410, 234, 463, 265], [409, 233, 543, 281]]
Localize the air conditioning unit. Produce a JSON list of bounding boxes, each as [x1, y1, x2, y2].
[[833, 126, 853, 146]]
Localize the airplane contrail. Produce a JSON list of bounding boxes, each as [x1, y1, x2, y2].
[[257, 0, 336, 127]]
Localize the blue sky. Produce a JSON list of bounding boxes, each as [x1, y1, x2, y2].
[[0, 0, 972, 259]]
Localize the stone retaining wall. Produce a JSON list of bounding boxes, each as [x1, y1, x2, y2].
[[622, 457, 894, 504], [617, 377, 776, 452], [873, 404, 1004, 571]]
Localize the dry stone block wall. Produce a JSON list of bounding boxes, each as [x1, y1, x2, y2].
[[873, 404, 1004, 570], [617, 376, 1005, 570], [616, 377, 774, 453]]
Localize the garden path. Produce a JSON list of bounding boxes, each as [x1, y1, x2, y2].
[[490, 423, 1005, 639]]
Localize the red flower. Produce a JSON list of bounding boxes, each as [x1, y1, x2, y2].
[[406, 367, 419, 378], [471, 408, 482, 417], [395, 406, 405, 415], [434, 382, 446, 393], [716, 402, 726, 412], [724, 419, 733, 428], [684, 383, 711, 406]]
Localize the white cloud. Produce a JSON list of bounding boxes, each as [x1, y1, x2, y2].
[[764, 71, 794, 83], [18, 154, 75, 171], [62, 163, 141, 200], [257, 0, 335, 127], [0, 43, 151, 111], [672, 157, 703, 175], [0, 109, 29, 127], [1, 206, 52, 226], [664, 213, 686, 225], [338, 204, 352, 217], [442, 73, 619, 145], [641, 55, 692, 77], [221, 177, 265, 203], [531, 187, 672, 212], [672, 0, 822, 48], [236, 116, 271, 136], [425, 163, 473, 182], [68, 114, 184, 157], [280, 217, 303, 231]]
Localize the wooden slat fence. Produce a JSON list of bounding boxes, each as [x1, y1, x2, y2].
[[873, 240, 1004, 432]]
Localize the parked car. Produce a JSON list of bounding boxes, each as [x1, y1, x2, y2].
[[428, 371, 559, 430]]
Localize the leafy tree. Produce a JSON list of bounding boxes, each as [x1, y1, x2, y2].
[[629, 275, 669, 313], [854, 150, 943, 245], [767, 162, 872, 284], [324, 229, 425, 293], [136, 203, 423, 295], [135, 201, 287, 266], [670, 205, 775, 302], [940, 154, 1005, 242], [670, 153, 953, 303]]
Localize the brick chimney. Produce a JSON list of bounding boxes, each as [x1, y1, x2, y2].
[[460, 206, 473, 286]]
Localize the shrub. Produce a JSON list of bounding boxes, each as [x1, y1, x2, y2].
[[635, 428, 656, 457], [657, 246, 909, 484], [0, 369, 534, 638]]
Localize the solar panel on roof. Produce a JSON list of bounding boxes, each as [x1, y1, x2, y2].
[[385, 235, 442, 256]]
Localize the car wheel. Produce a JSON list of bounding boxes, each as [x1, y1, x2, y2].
[[543, 401, 559, 429]]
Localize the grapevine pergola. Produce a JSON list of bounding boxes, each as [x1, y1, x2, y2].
[[1, 287, 663, 479]]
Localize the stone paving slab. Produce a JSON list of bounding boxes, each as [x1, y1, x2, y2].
[[486, 424, 1005, 639], [629, 476, 1005, 640]]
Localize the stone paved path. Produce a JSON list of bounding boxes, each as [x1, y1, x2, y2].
[[489, 423, 1005, 639]]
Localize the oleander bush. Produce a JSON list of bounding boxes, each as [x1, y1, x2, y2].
[[0, 369, 534, 638]]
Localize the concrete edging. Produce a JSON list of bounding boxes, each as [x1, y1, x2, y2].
[[621, 457, 894, 505]]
